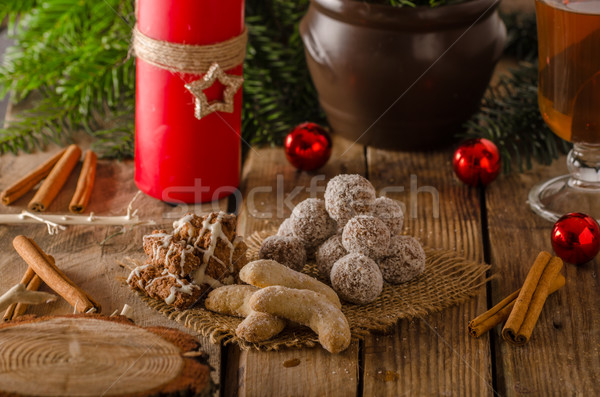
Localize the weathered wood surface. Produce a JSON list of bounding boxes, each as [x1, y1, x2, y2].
[[1, 25, 598, 395], [0, 148, 226, 388], [2, 140, 597, 397], [363, 148, 492, 396], [486, 158, 600, 396]]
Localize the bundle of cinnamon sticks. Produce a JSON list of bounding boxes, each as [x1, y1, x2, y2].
[[0, 144, 97, 213], [3, 236, 100, 321], [468, 251, 564, 346]]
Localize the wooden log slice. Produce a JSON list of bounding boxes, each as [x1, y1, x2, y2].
[[0, 314, 214, 397]]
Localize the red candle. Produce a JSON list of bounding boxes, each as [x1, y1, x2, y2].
[[135, 0, 244, 204]]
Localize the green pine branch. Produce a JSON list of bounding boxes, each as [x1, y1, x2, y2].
[[0, 0, 135, 158], [243, 0, 325, 146], [461, 63, 571, 173]]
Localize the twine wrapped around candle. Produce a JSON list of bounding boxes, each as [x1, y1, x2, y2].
[[131, 25, 248, 75], [133, 0, 245, 203]]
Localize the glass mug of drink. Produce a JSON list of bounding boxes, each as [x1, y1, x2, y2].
[[529, 0, 600, 221]]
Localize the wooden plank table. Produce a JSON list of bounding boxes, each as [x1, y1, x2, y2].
[[0, 134, 598, 396], [0, 18, 598, 396]]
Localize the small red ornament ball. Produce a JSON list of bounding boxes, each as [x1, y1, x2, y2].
[[452, 138, 501, 186], [284, 122, 332, 171], [551, 212, 600, 264]]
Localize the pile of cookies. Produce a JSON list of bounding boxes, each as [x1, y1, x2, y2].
[[205, 259, 350, 354], [260, 174, 426, 305], [127, 174, 426, 355], [127, 212, 248, 309], [128, 211, 351, 354]]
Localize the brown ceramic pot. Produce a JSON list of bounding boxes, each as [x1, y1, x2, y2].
[[300, 0, 506, 150]]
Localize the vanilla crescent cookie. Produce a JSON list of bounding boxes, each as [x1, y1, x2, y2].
[[239, 259, 342, 308], [236, 311, 286, 343], [205, 285, 286, 342], [204, 284, 258, 316], [249, 286, 351, 354]]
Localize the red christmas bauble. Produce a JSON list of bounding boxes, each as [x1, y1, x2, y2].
[[284, 122, 332, 171], [551, 212, 600, 264], [452, 138, 501, 186]]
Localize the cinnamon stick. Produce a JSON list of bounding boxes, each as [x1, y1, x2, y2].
[[501, 252, 564, 346], [69, 150, 97, 213], [12, 235, 101, 313], [2, 267, 36, 321], [468, 273, 565, 338], [0, 148, 67, 206], [28, 144, 82, 212]]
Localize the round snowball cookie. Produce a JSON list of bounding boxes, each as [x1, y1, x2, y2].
[[342, 215, 391, 259], [315, 235, 347, 278], [371, 197, 404, 235], [277, 218, 294, 237], [330, 253, 383, 304], [290, 198, 337, 250], [259, 235, 307, 271], [324, 174, 376, 229], [379, 236, 426, 284]]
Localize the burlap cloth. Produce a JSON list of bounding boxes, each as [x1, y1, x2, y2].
[[130, 230, 491, 351]]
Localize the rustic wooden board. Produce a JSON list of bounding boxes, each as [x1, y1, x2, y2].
[[0, 314, 214, 396], [362, 148, 493, 396], [486, 157, 600, 396], [225, 135, 365, 397], [0, 148, 228, 389]]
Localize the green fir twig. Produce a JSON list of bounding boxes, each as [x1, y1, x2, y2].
[[243, 0, 325, 146], [0, 0, 135, 158], [461, 63, 571, 174]]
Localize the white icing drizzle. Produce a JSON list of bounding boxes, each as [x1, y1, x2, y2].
[[203, 275, 224, 289], [200, 213, 235, 268], [180, 245, 195, 274], [138, 212, 240, 299], [143, 232, 173, 265], [191, 263, 209, 286], [173, 212, 236, 274], [126, 262, 152, 284], [145, 269, 197, 305], [143, 232, 172, 246], [164, 244, 175, 268], [172, 214, 195, 236]]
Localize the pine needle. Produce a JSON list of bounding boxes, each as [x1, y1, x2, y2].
[[460, 63, 571, 173]]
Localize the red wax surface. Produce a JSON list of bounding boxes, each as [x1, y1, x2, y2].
[[135, 0, 244, 203]]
